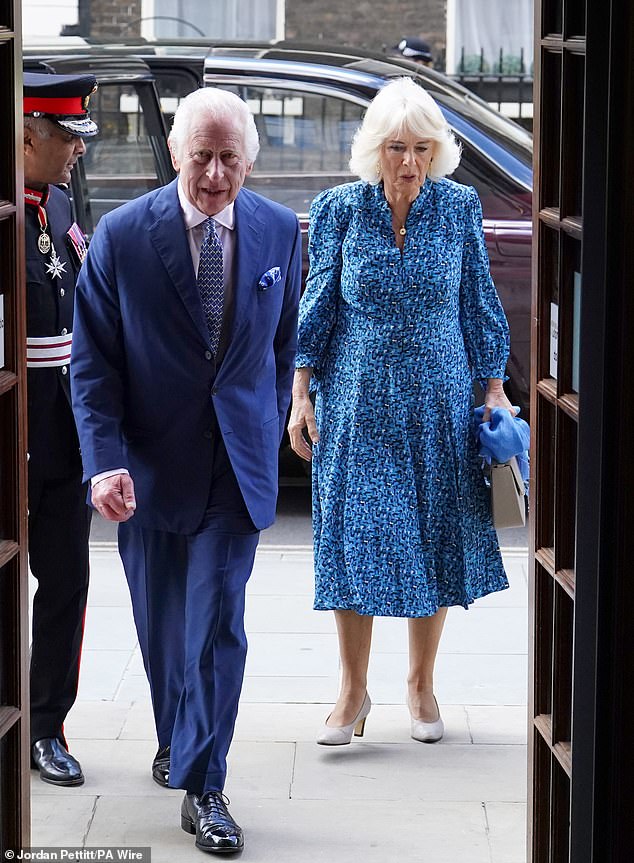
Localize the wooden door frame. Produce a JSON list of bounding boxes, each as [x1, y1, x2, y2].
[[570, 0, 634, 858], [0, 0, 29, 850], [530, 0, 634, 859]]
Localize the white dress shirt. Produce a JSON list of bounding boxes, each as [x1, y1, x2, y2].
[[177, 180, 235, 293], [91, 182, 236, 487]]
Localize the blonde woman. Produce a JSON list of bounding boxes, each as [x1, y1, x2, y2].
[[288, 78, 515, 745]]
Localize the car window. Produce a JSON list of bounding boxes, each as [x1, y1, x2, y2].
[[150, 67, 202, 131], [215, 84, 364, 215], [452, 142, 532, 219], [77, 81, 166, 232], [434, 89, 533, 167], [210, 82, 530, 221]]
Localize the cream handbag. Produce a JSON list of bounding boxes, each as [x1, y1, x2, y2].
[[489, 456, 526, 528]]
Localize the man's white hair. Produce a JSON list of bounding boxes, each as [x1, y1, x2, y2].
[[168, 87, 260, 164], [24, 116, 54, 139]]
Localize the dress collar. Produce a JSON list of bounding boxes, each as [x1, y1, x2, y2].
[[372, 176, 433, 218]]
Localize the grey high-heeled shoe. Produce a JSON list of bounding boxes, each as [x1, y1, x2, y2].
[[409, 695, 444, 743], [317, 692, 372, 745]]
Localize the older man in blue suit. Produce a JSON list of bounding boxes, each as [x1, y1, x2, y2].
[[71, 87, 301, 854]]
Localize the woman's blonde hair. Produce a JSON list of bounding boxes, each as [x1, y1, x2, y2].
[[349, 77, 461, 183]]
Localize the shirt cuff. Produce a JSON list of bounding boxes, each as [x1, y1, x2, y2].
[[91, 468, 129, 487]]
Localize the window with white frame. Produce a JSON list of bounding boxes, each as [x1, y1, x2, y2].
[[447, 0, 534, 74], [146, 0, 282, 40]]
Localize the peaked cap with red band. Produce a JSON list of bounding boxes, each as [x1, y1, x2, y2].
[[24, 71, 98, 138]]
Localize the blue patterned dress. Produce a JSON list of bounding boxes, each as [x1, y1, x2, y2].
[[296, 178, 510, 617]]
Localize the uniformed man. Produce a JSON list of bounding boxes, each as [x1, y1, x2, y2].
[[23, 72, 98, 786]]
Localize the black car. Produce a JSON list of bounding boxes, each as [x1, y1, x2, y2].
[[24, 39, 533, 474]]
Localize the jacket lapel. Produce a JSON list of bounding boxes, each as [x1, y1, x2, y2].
[[148, 180, 210, 345], [231, 189, 265, 338]]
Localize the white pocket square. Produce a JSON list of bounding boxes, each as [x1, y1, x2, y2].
[[258, 267, 281, 291]]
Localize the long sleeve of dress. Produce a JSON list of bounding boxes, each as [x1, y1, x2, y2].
[[459, 186, 510, 383], [296, 187, 350, 373]]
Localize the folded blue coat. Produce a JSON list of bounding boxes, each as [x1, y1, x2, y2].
[[474, 406, 530, 487]]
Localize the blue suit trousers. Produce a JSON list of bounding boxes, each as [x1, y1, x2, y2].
[[119, 429, 259, 794]]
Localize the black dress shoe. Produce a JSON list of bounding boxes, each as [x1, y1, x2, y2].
[[181, 791, 244, 854], [31, 738, 84, 786], [152, 745, 170, 787]]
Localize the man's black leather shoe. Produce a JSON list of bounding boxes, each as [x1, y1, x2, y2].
[[181, 791, 244, 853], [31, 738, 84, 786], [152, 745, 170, 787]]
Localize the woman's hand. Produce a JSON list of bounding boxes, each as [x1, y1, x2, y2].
[[288, 368, 319, 461], [483, 379, 517, 422]]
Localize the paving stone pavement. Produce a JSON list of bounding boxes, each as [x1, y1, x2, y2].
[[30, 544, 528, 863]]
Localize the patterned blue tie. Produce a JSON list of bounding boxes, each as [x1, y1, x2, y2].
[[197, 217, 224, 354]]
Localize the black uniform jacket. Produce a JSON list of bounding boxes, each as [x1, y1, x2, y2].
[[26, 184, 84, 478]]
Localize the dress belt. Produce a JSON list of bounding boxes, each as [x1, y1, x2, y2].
[[27, 333, 72, 368]]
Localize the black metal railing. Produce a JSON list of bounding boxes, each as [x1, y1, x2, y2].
[[448, 47, 533, 130]]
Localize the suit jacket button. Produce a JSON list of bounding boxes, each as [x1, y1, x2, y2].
[[205, 350, 212, 360], [211, 387, 218, 396], [203, 430, 213, 439], [61, 366, 68, 375], [60, 287, 65, 297]]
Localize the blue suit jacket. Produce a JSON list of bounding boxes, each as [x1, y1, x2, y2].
[[71, 179, 301, 533]]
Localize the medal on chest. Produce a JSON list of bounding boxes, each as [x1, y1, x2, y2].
[[67, 222, 88, 265], [45, 248, 67, 280], [37, 230, 51, 254], [25, 186, 68, 280], [25, 187, 53, 256]]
